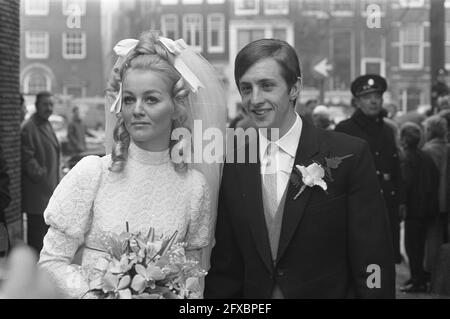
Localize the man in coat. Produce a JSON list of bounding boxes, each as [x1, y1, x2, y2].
[[335, 75, 405, 264], [21, 91, 60, 253], [204, 39, 395, 298]]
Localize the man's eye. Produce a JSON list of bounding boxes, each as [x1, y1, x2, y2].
[[262, 83, 273, 90], [240, 87, 251, 94], [123, 96, 135, 104]]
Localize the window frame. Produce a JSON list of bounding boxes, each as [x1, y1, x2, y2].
[[399, 23, 424, 70], [25, 31, 49, 59], [235, 0, 260, 16], [330, 0, 354, 17], [24, 0, 49, 16], [263, 0, 289, 15], [207, 13, 225, 53], [161, 14, 179, 40], [361, 57, 386, 77], [62, 0, 86, 16], [62, 31, 87, 59], [183, 14, 203, 53], [24, 72, 51, 94], [398, 0, 425, 8]]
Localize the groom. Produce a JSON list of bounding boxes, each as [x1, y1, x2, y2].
[[204, 39, 395, 298]]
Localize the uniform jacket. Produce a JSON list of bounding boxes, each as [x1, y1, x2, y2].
[[335, 109, 405, 212]]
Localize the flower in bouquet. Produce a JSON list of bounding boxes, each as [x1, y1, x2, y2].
[[85, 224, 207, 299]]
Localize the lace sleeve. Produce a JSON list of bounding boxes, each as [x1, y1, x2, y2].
[[38, 156, 103, 299], [185, 170, 211, 253]]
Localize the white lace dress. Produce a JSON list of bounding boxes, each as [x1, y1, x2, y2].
[[38, 143, 211, 298]]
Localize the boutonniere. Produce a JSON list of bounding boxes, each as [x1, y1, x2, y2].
[[291, 154, 353, 200]]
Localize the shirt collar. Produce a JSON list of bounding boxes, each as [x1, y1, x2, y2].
[[258, 112, 303, 160]]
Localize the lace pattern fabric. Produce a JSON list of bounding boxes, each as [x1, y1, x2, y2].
[[38, 144, 211, 298]]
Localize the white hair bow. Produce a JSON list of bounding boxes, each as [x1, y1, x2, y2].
[[109, 37, 204, 114]]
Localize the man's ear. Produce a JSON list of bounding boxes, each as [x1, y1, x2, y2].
[[289, 77, 302, 102]]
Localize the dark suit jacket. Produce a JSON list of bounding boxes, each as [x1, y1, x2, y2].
[[205, 119, 395, 299], [21, 114, 60, 216]]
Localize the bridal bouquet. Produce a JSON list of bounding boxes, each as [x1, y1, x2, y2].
[[84, 224, 207, 299]]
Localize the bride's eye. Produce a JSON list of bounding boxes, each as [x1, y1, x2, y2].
[[123, 96, 135, 105], [144, 96, 160, 104]]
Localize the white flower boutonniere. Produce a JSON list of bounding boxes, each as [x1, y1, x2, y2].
[[291, 154, 353, 200], [293, 163, 327, 200]]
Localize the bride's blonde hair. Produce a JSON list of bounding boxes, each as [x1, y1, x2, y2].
[[106, 31, 191, 173]]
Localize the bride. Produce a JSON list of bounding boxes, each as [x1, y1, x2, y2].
[[38, 31, 226, 298]]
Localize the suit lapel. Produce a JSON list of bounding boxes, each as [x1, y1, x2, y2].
[[235, 136, 273, 273], [277, 119, 321, 262]]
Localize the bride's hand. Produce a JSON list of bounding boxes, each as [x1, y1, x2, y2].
[[0, 245, 61, 299]]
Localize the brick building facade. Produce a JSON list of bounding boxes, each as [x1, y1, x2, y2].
[[0, 0, 22, 242]]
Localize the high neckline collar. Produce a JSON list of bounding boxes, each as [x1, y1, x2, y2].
[[128, 142, 170, 165]]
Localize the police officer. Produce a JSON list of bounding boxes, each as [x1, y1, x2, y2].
[[335, 74, 405, 264], [431, 68, 449, 114]]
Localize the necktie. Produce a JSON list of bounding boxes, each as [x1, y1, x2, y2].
[[263, 142, 279, 217]]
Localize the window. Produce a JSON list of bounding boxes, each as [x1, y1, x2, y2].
[[332, 30, 353, 90], [62, 0, 86, 16], [361, 58, 386, 77], [183, 15, 203, 52], [237, 29, 264, 51], [25, 32, 49, 59], [399, 24, 423, 69], [62, 32, 86, 59], [273, 28, 287, 41], [207, 14, 225, 53], [25, 0, 49, 16], [331, 0, 353, 12], [301, 0, 324, 11], [160, 0, 178, 4], [237, 26, 289, 51], [235, 0, 260, 15], [24, 72, 50, 94], [399, 0, 425, 7], [161, 15, 179, 40], [400, 88, 422, 112], [264, 0, 289, 15]]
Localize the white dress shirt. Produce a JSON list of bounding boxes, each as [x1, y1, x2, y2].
[[259, 113, 303, 204]]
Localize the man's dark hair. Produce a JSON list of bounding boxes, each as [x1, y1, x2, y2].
[[234, 38, 302, 90], [35, 91, 53, 106]]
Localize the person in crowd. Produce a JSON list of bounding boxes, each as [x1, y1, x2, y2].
[[205, 39, 395, 299], [312, 105, 334, 130], [432, 68, 449, 114], [21, 91, 60, 253], [67, 106, 94, 156], [399, 122, 439, 293], [422, 115, 449, 281], [335, 74, 406, 265], [38, 31, 226, 298]]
